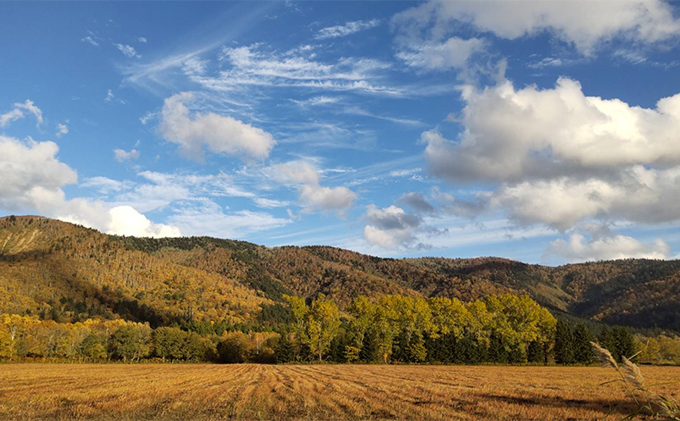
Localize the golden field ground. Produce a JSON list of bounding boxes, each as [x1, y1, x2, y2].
[[0, 364, 678, 420]]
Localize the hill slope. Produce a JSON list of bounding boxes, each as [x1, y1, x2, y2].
[[1, 215, 679, 330]]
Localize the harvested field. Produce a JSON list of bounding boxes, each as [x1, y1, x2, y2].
[[0, 364, 678, 420]]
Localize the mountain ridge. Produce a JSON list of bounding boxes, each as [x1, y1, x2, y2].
[[1, 215, 679, 331]]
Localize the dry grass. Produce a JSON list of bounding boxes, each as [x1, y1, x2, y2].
[[0, 364, 678, 420]]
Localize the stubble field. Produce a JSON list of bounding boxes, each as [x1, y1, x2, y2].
[[1, 364, 678, 420]]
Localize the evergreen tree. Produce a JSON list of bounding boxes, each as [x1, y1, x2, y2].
[[613, 326, 637, 362], [488, 331, 508, 363], [274, 332, 295, 364], [600, 326, 619, 361], [329, 330, 348, 363], [554, 320, 575, 365], [456, 332, 482, 364], [527, 340, 545, 363], [572, 323, 595, 364], [359, 328, 380, 363]]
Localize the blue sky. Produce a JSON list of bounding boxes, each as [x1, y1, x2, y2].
[[2, 1, 680, 265]]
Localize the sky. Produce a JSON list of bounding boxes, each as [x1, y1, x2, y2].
[[2, 0, 680, 265]]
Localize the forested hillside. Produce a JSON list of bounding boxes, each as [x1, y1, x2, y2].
[[1, 215, 679, 331]]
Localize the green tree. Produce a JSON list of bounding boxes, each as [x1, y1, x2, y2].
[[153, 327, 187, 361], [554, 320, 574, 365], [274, 332, 295, 363], [108, 324, 151, 361], [638, 337, 661, 364], [308, 294, 341, 361], [345, 297, 377, 361], [527, 340, 545, 363], [572, 323, 595, 364], [359, 328, 380, 363], [218, 331, 252, 363], [613, 326, 636, 362], [79, 332, 107, 360], [658, 336, 680, 364]]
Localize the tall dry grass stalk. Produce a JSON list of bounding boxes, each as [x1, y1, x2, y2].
[[591, 341, 680, 420]]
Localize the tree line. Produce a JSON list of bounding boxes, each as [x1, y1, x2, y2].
[[1, 294, 678, 365]]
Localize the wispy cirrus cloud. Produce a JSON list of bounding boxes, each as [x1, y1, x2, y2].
[[0, 100, 43, 128], [115, 43, 142, 59], [315, 19, 381, 40]]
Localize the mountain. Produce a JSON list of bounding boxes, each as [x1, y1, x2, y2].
[[1, 215, 679, 331]]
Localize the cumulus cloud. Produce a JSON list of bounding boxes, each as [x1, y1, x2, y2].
[[315, 19, 381, 40], [424, 78, 680, 182], [0, 136, 179, 238], [396, 192, 435, 214], [421, 77, 680, 231], [363, 204, 425, 249], [0, 100, 43, 128], [113, 148, 140, 162], [107, 206, 180, 237], [264, 160, 357, 215], [0, 136, 77, 211], [393, 0, 680, 55], [397, 37, 488, 71], [158, 92, 276, 161], [299, 184, 356, 214], [546, 232, 670, 262], [115, 43, 141, 59]]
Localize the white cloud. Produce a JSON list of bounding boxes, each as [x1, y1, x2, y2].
[[55, 123, 69, 138], [186, 44, 401, 96], [0, 136, 77, 211], [0, 136, 179, 238], [138, 37, 147, 43], [390, 168, 421, 178], [167, 199, 289, 238], [105, 89, 115, 103], [81, 176, 134, 194], [342, 106, 424, 126], [393, 0, 680, 55], [115, 43, 141, 59], [299, 183, 356, 214], [158, 92, 276, 161], [424, 78, 680, 182], [107, 206, 180, 237], [315, 19, 381, 40], [489, 168, 680, 230], [113, 148, 140, 162], [547, 232, 670, 262], [290, 96, 340, 107], [112, 170, 257, 213], [253, 197, 289, 208], [363, 204, 424, 249], [263, 160, 357, 215], [81, 36, 99, 47], [421, 77, 680, 230], [397, 37, 488, 71], [266, 160, 320, 185], [0, 100, 43, 128]]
